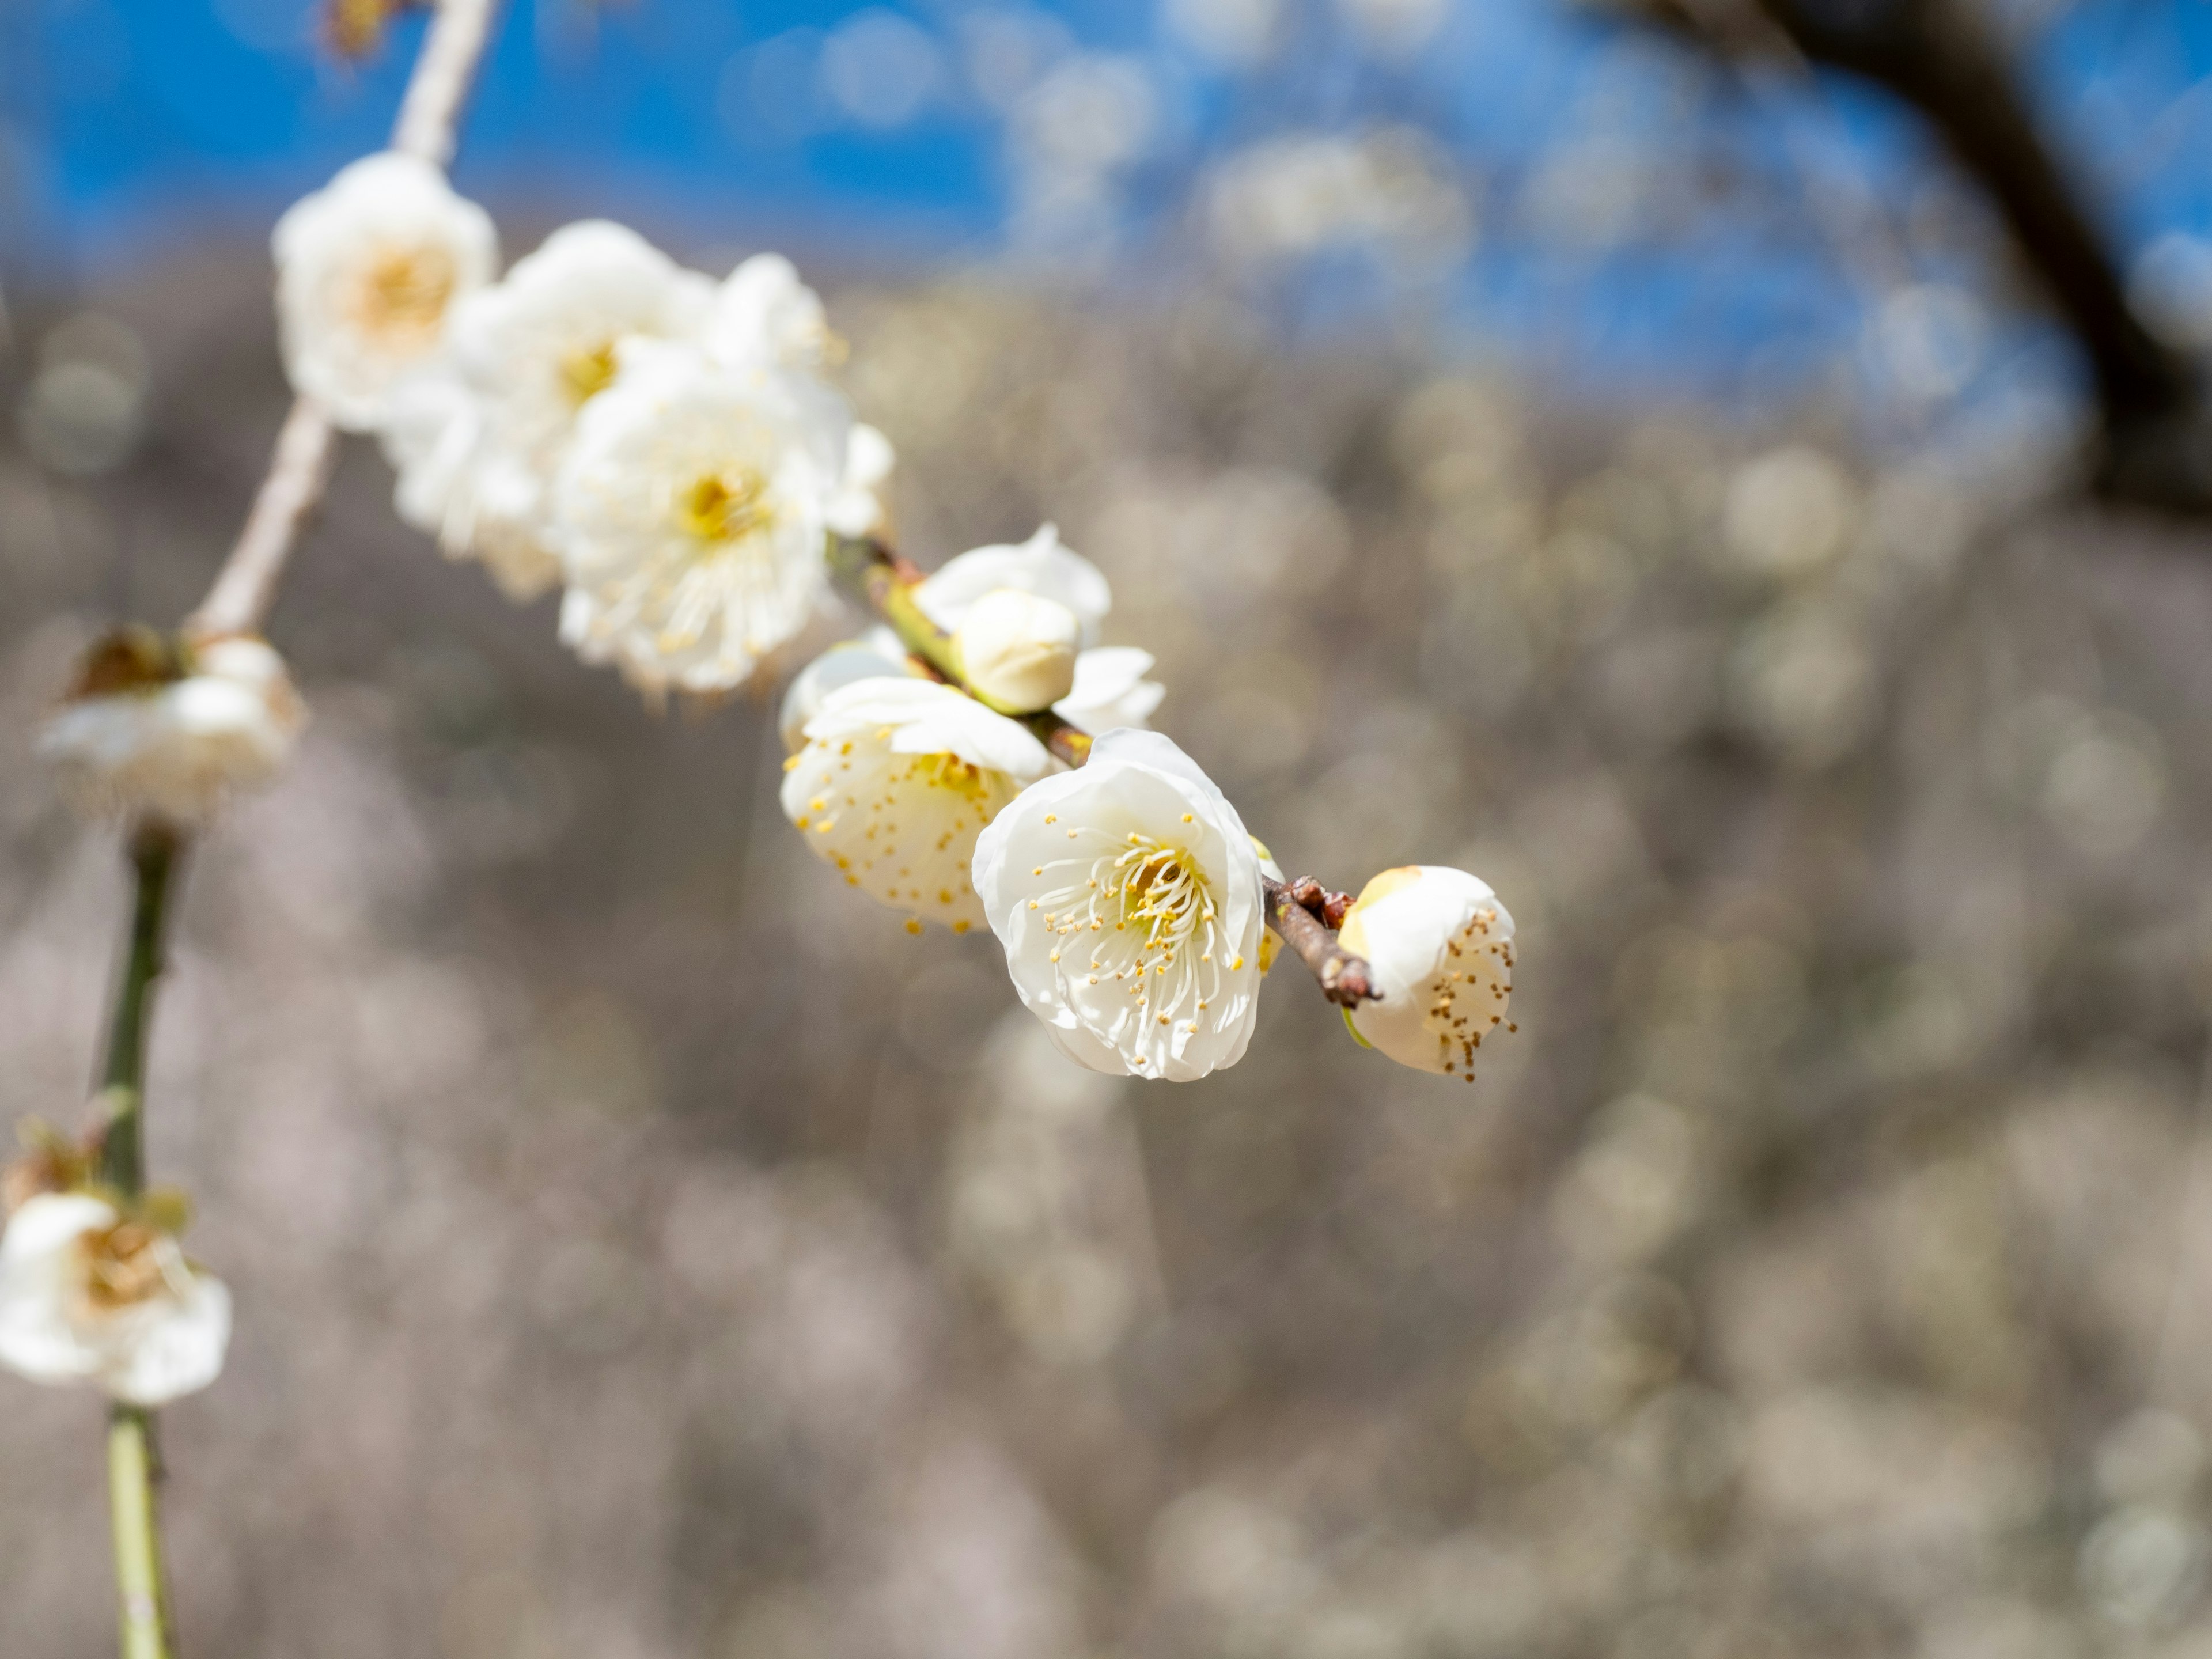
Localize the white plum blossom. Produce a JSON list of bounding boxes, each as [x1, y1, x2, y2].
[[1056, 645, 1166, 734], [955, 588, 1082, 713], [782, 679, 1051, 931], [381, 220, 717, 600], [552, 340, 875, 694], [40, 632, 307, 825], [1338, 865, 1516, 1079], [974, 730, 1264, 1080], [915, 524, 1113, 643], [0, 1194, 231, 1407], [919, 527, 1161, 730], [272, 151, 498, 430], [778, 637, 913, 753], [379, 373, 567, 600], [710, 252, 837, 370]]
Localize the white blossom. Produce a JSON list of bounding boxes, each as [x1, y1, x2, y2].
[[379, 373, 566, 600], [382, 221, 716, 601], [782, 679, 1051, 931], [915, 524, 1114, 643], [552, 339, 864, 694], [974, 730, 1263, 1080], [1056, 645, 1166, 734], [778, 637, 913, 753], [919, 527, 1160, 728], [710, 252, 837, 370], [272, 151, 498, 430], [955, 588, 1082, 713], [1338, 865, 1516, 1078], [40, 632, 306, 825], [0, 1194, 230, 1407]]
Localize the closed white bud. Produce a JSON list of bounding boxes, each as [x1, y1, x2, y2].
[[0, 1193, 231, 1407], [1338, 865, 1516, 1080], [955, 588, 1081, 714]]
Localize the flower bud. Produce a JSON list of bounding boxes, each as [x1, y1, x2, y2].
[[1338, 866, 1516, 1080], [0, 1191, 231, 1406], [953, 588, 1081, 714], [39, 630, 307, 826]]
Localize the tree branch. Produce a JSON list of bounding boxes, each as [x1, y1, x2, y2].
[[826, 536, 1380, 1006], [187, 0, 505, 641], [1618, 0, 2212, 512]]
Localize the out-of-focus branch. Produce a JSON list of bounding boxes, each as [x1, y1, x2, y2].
[[187, 0, 505, 641], [826, 535, 1380, 1007], [1615, 0, 2212, 513], [89, 10, 509, 1658]]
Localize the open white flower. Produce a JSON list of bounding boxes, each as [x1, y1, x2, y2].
[[782, 679, 1051, 931], [1338, 866, 1516, 1079], [273, 151, 499, 430], [778, 637, 914, 753], [1056, 645, 1166, 734], [0, 1193, 231, 1407], [916, 524, 1114, 643], [40, 631, 307, 825], [955, 588, 1082, 714], [553, 340, 859, 694], [974, 730, 1263, 1080]]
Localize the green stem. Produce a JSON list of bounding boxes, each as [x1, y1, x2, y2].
[[107, 1409, 172, 1659], [94, 821, 183, 1659], [97, 824, 179, 1194]]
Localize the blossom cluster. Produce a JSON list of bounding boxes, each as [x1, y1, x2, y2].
[[278, 151, 892, 698], [13, 149, 1519, 1407]]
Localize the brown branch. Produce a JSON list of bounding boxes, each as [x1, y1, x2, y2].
[[1616, 0, 2212, 513], [1264, 877, 1377, 1007], [826, 535, 1380, 1006], [186, 0, 505, 642]]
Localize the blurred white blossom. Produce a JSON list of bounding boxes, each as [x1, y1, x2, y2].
[[0, 1193, 230, 1407], [1208, 128, 1470, 270], [273, 152, 498, 430], [553, 338, 872, 695], [40, 631, 306, 825], [382, 221, 715, 600], [782, 678, 1051, 932], [974, 730, 1262, 1080], [1338, 865, 1514, 1078]]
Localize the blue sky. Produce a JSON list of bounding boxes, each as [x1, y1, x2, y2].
[[10, 0, 2212, 425]]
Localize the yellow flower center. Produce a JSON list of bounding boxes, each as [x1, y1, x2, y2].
[[349, 245, 456, 347], [679, 468, 775, 545], [75, 1221, 168, 1314], [560, 340, 620, 406]]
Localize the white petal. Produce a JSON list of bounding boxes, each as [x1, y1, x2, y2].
[[915, 525, 1113, 643], [100, 1272, 231, 1408], [0, 1195, 116, 1388]]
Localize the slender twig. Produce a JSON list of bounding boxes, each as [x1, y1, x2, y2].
[[86, 7, 509, 1656], [826, 535, 1381, 1006], [185, 0, 506, 643]]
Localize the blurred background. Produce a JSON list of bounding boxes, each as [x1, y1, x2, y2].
[[9, 0, 2212, 1654]]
